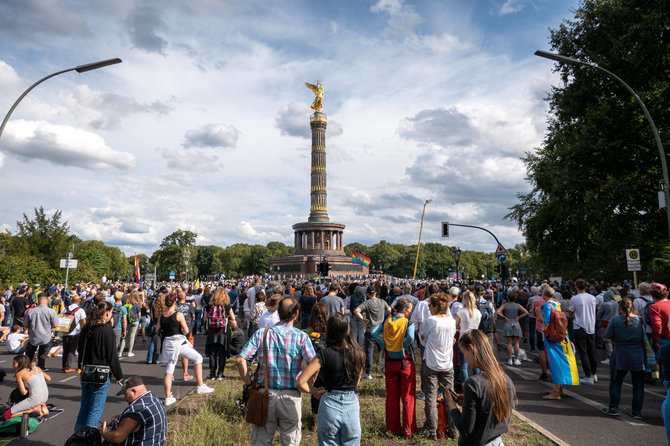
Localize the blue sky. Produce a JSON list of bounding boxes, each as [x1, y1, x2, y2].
[[0, 0, 579, 256]]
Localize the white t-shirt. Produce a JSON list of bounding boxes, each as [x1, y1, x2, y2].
[[456, 307, 482, 334], [61, 304, 87, 336], [411, 300, 431, 342], [568, 293, 596, 334], [246, 286, 257, 310], [258, 311, 279, 329], [450, 302, 462, 320], [6, 332, 23, 352], [422, 315, 456, 372]]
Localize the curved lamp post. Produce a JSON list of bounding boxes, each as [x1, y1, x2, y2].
[[412, 199, 431, 280], [0, 58, 122, 142], [535, 50, 670, 240]]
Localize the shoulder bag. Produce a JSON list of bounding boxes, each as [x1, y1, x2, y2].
[[246, 327, 269, 426], [80, 332, 111, 385]]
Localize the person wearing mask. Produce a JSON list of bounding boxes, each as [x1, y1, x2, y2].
[[158, 294, 214, 406], [354, 286, 391, 380], [372, 298, 416, 438], [446, 329, 516, 446], [420, 292, 457, 440], [455, 291, 482, 382], [75, 301, 124, 431], [601, 299, 646, 418], [297, 312, 365, 445]]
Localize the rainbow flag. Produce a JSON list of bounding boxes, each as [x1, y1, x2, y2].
[[134, 255, 141, 285], [351, 251, 370, 267]]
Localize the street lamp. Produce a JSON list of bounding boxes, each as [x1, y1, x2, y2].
[[481, 255, 488, 279], [0, 58, 122, 142], [412, 199, 432, 279], [535, 49, 670, 240], [452, 247, 462, 281]]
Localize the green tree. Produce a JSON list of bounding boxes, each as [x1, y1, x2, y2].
[[218, 244, 253, 278], [242, 246, 270, 276], [507, 0, 670, 281], [12, 207, 77, 268]]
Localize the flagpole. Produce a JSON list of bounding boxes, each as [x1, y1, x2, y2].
[[413, 199, 431, 280]]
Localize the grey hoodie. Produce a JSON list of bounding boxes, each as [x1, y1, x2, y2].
[[597, 290, 619, 322]]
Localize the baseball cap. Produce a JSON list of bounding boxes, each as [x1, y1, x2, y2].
[[366, 286, 376, 294], [116, 376, 143, 395]]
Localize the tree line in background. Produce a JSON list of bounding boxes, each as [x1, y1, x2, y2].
[[1, 208, 541, 287]]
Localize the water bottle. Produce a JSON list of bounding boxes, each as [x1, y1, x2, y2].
[[20, 413, 29, 438]]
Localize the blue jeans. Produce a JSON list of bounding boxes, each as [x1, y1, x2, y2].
[[146, 324, 161, 363], [458, 345, 469, 383], [662, 381, 670, 444], [75, 379, 111, 431], [317, 390, 361, 446], [194, 309, 203, 334], [364, 332, 381, 374]]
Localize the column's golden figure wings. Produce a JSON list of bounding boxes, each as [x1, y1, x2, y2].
[[305, 80, 324, 111]]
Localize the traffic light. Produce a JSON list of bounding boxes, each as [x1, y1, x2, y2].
[[318, 261, 331, 276], [441, 222, 449, 238]]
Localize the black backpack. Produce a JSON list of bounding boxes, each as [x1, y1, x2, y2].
[[477, 301, 494, 333]]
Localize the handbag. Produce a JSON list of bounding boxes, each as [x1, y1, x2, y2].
[[80, 336, 111, 385], [245, 327, 269, 426]]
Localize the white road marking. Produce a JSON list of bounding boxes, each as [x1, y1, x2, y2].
[[59, 375, 78, 383]]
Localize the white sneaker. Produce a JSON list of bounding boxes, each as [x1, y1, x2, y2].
[[514, 359, 522, 366], [127, 353, 135, 357], [197, 384, 215, 394], [600, 358, 609, 365], [507, 358, 513, 365], [593, 374, 598, 383], [581, 376, 594, 385], [165, 396, 176, 406], [363, 374, 373, 380], [118, 353, 123, 359]]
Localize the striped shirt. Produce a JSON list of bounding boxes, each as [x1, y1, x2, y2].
[[239, 322, 316, 389]]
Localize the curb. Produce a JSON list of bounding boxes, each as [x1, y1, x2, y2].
[[513, 410, 570, 446]]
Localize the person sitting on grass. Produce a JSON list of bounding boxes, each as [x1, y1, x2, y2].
[[3, 355, 51, 420], [99, 376, 167, 446]]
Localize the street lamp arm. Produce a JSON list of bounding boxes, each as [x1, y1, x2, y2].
[[449, 223, 501, 245], [0, 58, 122, 144]]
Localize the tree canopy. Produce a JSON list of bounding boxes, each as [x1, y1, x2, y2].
[[507, 0, 670, 281]]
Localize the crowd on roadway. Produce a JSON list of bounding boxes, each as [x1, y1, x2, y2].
[[0, 274, 669, 445]]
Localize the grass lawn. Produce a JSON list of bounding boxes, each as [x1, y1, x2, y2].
[[166, 358, 554, 446]]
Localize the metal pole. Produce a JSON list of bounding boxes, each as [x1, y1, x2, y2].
[[535, 50, 670, 240], [413, 199, 431, 279]]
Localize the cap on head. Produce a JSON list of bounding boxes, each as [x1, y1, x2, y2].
[[366, 286, 376, 295], [116, 376, 143, 395]]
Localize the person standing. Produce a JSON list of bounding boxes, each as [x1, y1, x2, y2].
[[568, 278, 598, 384], [601, 299, 646, 418], [597, 290, 619, 365], [61, 293, 86, 372], [11, 289, 29, 327], [496, 290, 528, 366], [205, 288, 237, 380], [23, 294, 58, 370], [321, 284, 345, 317], [420, 292, 457, 440], [297, 312, 365, 446], [649, 282, 670, 354], [540, 285, 580, 400], [236, 297, 316, 445], [75, 301, 123, 431], [112, 292, 128, 351], [455, 291, 482, 382], [118, 291, 142, 358], [372, 298, 417, 438], [354, 286, 391, 379], [446, 330, 516, 446]]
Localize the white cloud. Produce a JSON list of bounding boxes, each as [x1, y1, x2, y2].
[[500, 0, 524, 15], [275, 102, 343, 139], [161, 148, 224, 171], [1, 120, 136, 170], [183, 123, 239, 148]]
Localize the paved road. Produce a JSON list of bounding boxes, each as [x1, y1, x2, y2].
[[497, 336, 667, 445], [5, 334, 210, 446]]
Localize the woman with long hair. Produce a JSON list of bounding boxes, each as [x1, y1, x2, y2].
[[496, 289, 528, 365], [75, 301, 123, 431], [3, 355, 51, 420], [146, 292, 166, 364], [371, 297, 417, 438], [446, 329, 517, 446], [297, 313, 365, 445], [205, 287, 237, 380], [299, 285, 317, 330], [306, 302, 329, 415], [601, 299, 646, 418], [455, 290, 482, 382], [157, 294, 214, 405], [118, 291, 142, 357]]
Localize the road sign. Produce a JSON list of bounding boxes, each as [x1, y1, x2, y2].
[[144, 274, 155, 281], [169, 270, 176, 279], [59, 259, 78, 269], [496, 253, 507, 263], [626, 249, 641, 272], [495, 243, 507, 255], [441, 222, 449, 237], [520, 266, 526, 272]]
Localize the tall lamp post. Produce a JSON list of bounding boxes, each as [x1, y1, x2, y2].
[[0, 58, 122, 142], [535, 50, 670, 240], [481, 255, 488, 279], [412, 199, 432, 280], [453, 247, 462, 281]]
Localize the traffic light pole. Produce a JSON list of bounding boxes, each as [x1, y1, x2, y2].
[[447, 223, 506, 279]]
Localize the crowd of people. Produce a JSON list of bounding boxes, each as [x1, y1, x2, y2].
[[0, 274, 668, 445]]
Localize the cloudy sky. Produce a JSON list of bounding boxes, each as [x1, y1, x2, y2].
[[0, 0, 578, 256]]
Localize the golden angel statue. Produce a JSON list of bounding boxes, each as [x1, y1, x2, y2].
[[305, 79, 324, 111]]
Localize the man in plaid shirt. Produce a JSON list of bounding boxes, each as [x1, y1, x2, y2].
[[237, 296, 315, 445]]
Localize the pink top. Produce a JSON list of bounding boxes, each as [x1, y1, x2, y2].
[[532, 298, 545, 333]]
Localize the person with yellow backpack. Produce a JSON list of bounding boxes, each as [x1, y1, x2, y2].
[[371, 298, 416, 438]]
